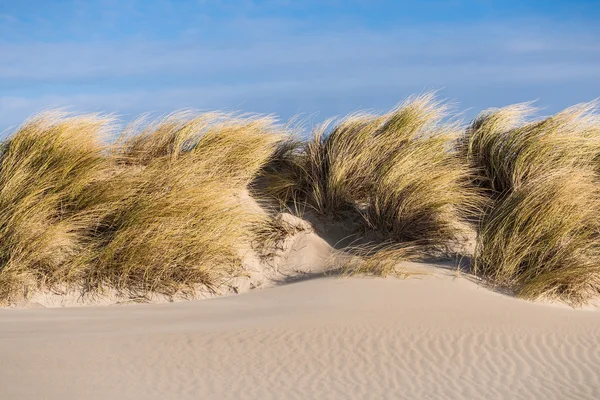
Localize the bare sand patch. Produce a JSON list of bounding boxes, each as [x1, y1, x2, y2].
[[1, 273, 599, 400]]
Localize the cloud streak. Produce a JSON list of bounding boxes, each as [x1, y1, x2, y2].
[[1, 13, 599, 131]]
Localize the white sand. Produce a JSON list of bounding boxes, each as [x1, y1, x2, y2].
[[1, 273, 599, 400]]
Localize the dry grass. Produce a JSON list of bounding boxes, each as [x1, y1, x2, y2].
[[0, 112, 114, 302], [462, 102, 600, 195], [2, 99, 600, 306], [466, 102, 600, 304], [251, 212, 310, 261], [262, 94, 481, 258], [331, 244, 420, 277], [86, 113, 284, 296], [0, 111, 283, 303]]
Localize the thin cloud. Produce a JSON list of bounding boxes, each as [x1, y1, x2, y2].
[[0, 17, 599, 130]]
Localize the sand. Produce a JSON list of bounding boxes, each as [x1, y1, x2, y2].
[[1, 272, 599, 400]]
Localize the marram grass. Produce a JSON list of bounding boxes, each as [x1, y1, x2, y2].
[[0, 112, 114, 302], [0, 111, 283, 303], [475, 169, 600, 303], [1, 98, 600, 306], [87, 113, 283, 295], [262, 94, 482, 256], [462, 102, 600, 195], [466, 102, 600, 304]]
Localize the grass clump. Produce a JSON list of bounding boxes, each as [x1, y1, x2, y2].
[[332, 243, 420, 277], [263, 94, 481, 257], [251, 212, 311, 262], [465, 102, 600, 304], [87, 113, 283, 295], [0, 111, 283, 303], [463, 102, 600, 195], [0, 112, 113, 302]]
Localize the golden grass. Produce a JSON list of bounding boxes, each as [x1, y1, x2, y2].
[[263, 94, 481, 257], [0, 112, 114, 302], [463, 102, 600, 195], [466, 102, 600, 304], [475, 169, 600, 303], [88, 114, 283, 295], [332, 244, 420, 277], [0, 111, 283, 303], [2, 99, 600, 306], [251, 212, 310, 261]]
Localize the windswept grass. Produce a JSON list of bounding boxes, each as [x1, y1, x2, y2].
[[251, 212, 311, 262], [476, 169, 600, 303], [117, 112, 281, 183], [263, 94, 481, 256], [0, 111, 283, 303], [332, 243, 420, 277], [463, 102, 600, 195], [2, 99, 600, 306], [87, 113, 283, 295], [466, 102, 600, 304], [0, 112, 113, 302]]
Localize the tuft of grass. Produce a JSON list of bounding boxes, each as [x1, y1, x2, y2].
[[474, 169, 600, 304], [466, 102, 600, 304], [263, 94, 481, 257], [332, 243, 420, 277], [251, 212, 310, 262], [462, 102, 600, 195], [116, 112, 282, 183], [0, 112, 114, 302], [85, 113, 284, 296], [0, 111, 284, 303]]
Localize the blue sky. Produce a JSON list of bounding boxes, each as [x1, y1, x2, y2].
[[1, 0, 599, 132]]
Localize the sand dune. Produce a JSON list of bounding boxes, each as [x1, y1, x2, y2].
[[1, 273, 599, 400]]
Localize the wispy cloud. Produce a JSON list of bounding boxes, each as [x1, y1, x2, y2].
[[1, 12, 599, 131]]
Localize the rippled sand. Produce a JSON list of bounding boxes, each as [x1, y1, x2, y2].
[[1, 275, 599, 400]]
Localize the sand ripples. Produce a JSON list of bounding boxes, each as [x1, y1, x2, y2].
[[1, 277, 599, 399]]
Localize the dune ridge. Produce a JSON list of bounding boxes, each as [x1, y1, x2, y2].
[[1, 96, 600, 400], [2, 96, 600, 306]]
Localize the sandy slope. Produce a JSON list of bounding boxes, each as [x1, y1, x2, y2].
[[1, 273, 599, 400]]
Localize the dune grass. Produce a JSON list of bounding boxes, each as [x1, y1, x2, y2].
[[462, 102, 600, 195], [0, 112, 114, 302], [86, 113, 283, 295], [465, 102, 600, 304], [262, 94, 481, 257], [2, 99, 600, 306], [331, 243, 420, 277], [0, 112, 283, 303]]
